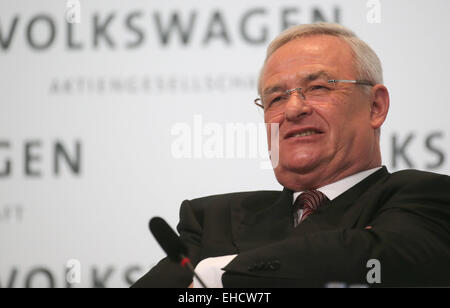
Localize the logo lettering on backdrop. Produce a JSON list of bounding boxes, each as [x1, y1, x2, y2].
[[47, 74, 257, 95], [0, 204, 23, 223], [0, 140, 82, 178], [0, 6, 341, 51], [0, 264, 146, 288], [391, 132, 445, 170]]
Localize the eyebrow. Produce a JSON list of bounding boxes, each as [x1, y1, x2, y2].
[[262, 70, 333, 96]]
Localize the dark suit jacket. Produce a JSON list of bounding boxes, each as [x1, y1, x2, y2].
[[132, 167, 450, 287]]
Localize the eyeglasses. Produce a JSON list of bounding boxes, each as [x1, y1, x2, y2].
[[254, 79, 374, 111]]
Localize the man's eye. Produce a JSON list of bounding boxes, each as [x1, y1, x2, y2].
[[272, 96, 281, 103], [270, 95, 285, 105], [309, 85, 329, 91]]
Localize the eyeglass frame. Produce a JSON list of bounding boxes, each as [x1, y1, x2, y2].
[[254, 79, 375, 110]]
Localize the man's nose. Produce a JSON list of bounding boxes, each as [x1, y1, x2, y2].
[[284, 91, 313, 121]]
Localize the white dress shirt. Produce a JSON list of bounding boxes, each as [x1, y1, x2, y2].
[[193, 167, 382, 288]]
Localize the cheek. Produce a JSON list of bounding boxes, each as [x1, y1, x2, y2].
[[315, 104, 342, 136], [316, 105, 354, 150], [332, 117, 357, 147], [328, 105, 370, 147]]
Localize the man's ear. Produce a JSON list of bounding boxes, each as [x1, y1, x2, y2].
[[369, 84, 390, 130]]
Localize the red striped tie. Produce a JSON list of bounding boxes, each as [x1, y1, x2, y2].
[[293, 190, 329, 227]]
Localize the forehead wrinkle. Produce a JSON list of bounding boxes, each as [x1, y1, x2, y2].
[[303, 70, 334, 82]]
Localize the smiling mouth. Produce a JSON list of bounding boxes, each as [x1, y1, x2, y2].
[[287, 129, 324, 139], [292, 130, 320, 137]]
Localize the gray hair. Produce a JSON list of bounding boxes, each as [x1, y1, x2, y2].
[[258, 23, 383, 95]]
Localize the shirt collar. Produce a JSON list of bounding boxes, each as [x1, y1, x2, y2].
[[292, 167, 382, 204]]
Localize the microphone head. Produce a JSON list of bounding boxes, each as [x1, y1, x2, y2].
[[149, 217, 188, 263]]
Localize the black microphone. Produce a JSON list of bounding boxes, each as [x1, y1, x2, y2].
[[149, 217, 208, 288]]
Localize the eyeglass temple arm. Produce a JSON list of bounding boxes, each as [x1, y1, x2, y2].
[[328, 79, 374, 86], [254, 98, 264, 109]]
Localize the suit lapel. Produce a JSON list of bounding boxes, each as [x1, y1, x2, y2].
[[231, 167, 391, 251], [231, 188, 293, 252]]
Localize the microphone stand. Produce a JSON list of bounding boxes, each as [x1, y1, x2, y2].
[[180, 254, 208, 288]]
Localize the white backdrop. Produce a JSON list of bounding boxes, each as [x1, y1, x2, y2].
[[1, 0, 449, 287]]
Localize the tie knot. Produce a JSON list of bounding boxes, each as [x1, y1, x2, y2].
[[293, 190, 329, 226]]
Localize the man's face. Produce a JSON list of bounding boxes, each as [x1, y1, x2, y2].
[[261, 35, 379, 190]]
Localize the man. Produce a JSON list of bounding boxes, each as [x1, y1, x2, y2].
[[133, 23, 450, 288]]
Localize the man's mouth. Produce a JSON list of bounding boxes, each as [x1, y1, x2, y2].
[[291, 130, 321, 137], [285, 128, 324, 139]]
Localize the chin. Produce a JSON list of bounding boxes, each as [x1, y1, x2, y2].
[[281, 152, 321, 171], [274, 161, 324, 191], [274, 159, 318, 179]]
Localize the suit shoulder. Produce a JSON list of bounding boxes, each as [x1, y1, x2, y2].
[[177, 190, 283, 232], [381, 169, 450, 203], [389, 169, 450, 184], [187, 190, 282, 209]]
